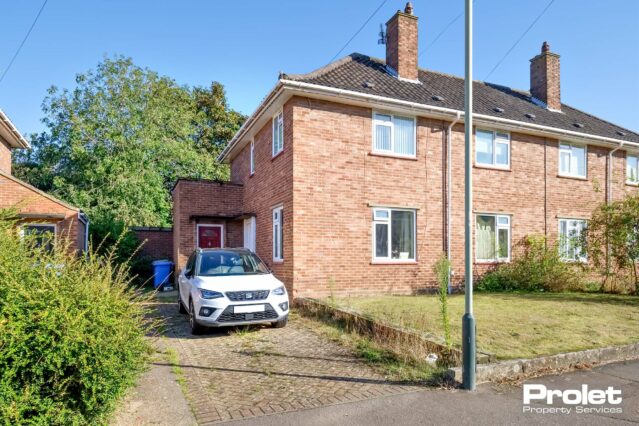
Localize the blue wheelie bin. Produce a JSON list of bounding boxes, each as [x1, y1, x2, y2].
[[152, 260, 174, 290]]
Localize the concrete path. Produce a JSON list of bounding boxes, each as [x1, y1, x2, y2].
[[231, 359, 639, 425], [111, 353, 197, 426]]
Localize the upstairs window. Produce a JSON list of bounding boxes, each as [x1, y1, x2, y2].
[[372, 113, 416, 157], [476, 130, 510, 168], [476, 214, 510, 262], [272, 111, 284, 157], [627, 153, 638, 184], [559, 142, 586, 178], [372, 208, 416, 261], [250, 140, 255, 175], [559, 219, 587, 262]]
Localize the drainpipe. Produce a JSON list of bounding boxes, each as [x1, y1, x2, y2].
[[608, 142, 625, 204], [446, 112, 462, 294]]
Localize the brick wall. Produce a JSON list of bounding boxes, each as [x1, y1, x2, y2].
[[0, 138, 11, 175], [171, 180, 244, 278], [131, 227, 173, 260], [0, 173, 82, 252], [231, 101, 295, 293]]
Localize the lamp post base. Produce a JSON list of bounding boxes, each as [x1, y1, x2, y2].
[[462, 312, 476, 390]]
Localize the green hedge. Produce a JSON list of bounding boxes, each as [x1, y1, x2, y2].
[[0, 213, 152, 424]]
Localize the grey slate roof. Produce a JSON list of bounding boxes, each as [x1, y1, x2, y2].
[[283, 53, 639, 144]]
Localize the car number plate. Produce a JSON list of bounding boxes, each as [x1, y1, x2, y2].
[[234, 304, 265, 314]]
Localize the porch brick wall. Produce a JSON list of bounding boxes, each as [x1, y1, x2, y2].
[[171, 180, 243, 278]]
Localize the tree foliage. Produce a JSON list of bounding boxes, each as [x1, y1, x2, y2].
[[584, 194, 639, 294], [13, 57, 245, 253]]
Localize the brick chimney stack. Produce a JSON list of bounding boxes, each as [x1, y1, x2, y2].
[[530, 41, 561, 111], [386, 2, 419, 81]]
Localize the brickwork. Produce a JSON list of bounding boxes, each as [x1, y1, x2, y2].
[[385, 10, 419, 81], [131, 227, 173, 260], [530, 42, 561, 110], [0, 173, 83, 252], [171, 180, 244, 278], [0, 138, 11, 175]]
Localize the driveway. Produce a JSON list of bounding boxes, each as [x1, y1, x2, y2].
[[154, 301, 422, 424]]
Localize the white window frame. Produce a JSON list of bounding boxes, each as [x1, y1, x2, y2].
[[475, 129, 511, 169], [195, 224, 224, 249], [475, 214, 511, 263], [249, 140, 255, 176], [558, 218, 587, 262], [371, 207, 417, 262], [626, 153, 638, 185], [272, 111, 284, 157], [558, 142, 587, 178], [371, 112, 417, 158], [272, 205, 283, 262]]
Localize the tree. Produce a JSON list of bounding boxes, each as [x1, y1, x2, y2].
[[13, 57, 245, 254], [585, 194, 639, 294]]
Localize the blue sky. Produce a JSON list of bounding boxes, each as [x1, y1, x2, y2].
[[1, 0, 637, 136]]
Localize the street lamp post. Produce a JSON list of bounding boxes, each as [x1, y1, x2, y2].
[[462, 0, 476, 391]]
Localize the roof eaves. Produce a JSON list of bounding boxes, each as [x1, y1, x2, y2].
[[0, 109, 30, 148]]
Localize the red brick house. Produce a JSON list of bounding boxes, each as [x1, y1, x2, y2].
[[0, 109, 88, 253], [172, 4, 639, 298]]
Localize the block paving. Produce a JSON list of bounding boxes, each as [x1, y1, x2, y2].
[[155, 302, 421, 424]]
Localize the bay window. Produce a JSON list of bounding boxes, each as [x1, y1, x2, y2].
[[372, 208, 416, 261]]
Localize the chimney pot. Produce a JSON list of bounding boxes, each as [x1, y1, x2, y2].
[[404, 2, 414, 15], [541, 41, 550, 53]]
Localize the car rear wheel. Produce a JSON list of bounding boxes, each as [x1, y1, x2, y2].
[[189, 300, 206, 335], [272, 316, 288, 329]]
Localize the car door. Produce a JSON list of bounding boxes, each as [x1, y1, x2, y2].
[[180, 253, 196, 305]]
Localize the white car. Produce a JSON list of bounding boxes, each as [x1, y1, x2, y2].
[[177, 248, 289, 334]]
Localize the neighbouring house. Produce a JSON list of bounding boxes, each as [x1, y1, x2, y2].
[[171, 3, 639, 298], [0, 109, 88, 253]]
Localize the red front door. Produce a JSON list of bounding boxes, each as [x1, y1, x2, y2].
[[197, 225, 222, 249]]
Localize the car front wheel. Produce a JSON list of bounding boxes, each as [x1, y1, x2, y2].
[[272, 316, 288, 329], [189, 300, 206, 335]]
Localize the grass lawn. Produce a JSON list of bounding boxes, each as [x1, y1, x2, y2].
[[329, 293, 639, 360]]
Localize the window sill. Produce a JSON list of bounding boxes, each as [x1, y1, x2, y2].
[[370, 260, 418, 265], [625, 181, 639, 187], [475, 260, 510, 265], [474, 164, 511, 172], [249, 172, 254, 178], [272, 259, 284, 264], [271, 150, 284, 161], [557, 174, 587, 181], [369, 151, 418, 161]]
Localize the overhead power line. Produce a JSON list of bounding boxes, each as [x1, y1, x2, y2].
[[484, 0, 555, 81], [419, 0, 477, 58], [0, 0, 49, 87], [328, 0, 389, 64]]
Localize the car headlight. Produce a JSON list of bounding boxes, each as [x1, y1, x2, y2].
[[200, 289, 224, 299], [272, 286, 286, 295]]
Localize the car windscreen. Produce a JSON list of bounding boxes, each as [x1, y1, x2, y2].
[[197, 251, 270, 276]]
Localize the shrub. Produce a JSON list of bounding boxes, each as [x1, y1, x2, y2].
[[584, 194, 639, 295], [0, 212, 153, 424], [477, 235, 584, 292]]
